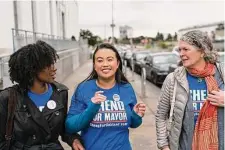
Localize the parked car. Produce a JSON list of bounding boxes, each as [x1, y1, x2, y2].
[[143, 52, 179, 85], [218, 52, 224, 63], [117, 48, 126, 59], [169, 51, 225, 74], [172, 46, 179, 56], [168, 60, 182, 73], [132, 51, 151, 74], [123, 50, 133, 67]]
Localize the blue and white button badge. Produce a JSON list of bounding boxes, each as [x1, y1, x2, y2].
[[47, 100, 56, 109], [113, 94, 120, 101]]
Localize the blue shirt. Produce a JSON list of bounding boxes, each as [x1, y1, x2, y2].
[[187, 73, 207, 125], [28, 84, 53, 112], [66, 79, 142, 150]]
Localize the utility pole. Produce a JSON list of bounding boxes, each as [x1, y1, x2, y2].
[[104, 24, 106, 40], [13, 1, 18, 35], [110, 0, 115, 44]]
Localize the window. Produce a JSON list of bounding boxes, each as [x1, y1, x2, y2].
[[153, 54, 178, 64]]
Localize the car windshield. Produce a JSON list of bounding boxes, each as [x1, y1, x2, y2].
[[136, 53, 149, 60], [219, 53, 224, 62], [125, 51, 132, 57], [153, 54, 178, 64]]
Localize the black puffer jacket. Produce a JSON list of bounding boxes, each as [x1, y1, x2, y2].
[[0, 82, 81, 150]]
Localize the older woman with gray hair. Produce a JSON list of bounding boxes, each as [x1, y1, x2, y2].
[[156, 30, 224, 150]]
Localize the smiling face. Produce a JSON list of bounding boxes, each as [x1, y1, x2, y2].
[[94, 48, 119, 80], [178, 41, 205, 69]]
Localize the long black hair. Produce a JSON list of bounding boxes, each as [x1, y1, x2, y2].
[[83, 43, 129, 84], [8, 40, 59, 89]]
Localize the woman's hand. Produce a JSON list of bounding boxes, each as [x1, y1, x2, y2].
[[91, 91, 106, 104], [72, 139, 85, 150], [208, 90, 224, 107], [133, 102, 146, 117]]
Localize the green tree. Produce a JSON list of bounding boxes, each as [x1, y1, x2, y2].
[[158, 41, 168, 49], [79, 29, 93, 39], [108, 37, 118, 44], [155, 32, 164, 41], [166, 33, 172, 41], [79, 29, 102, 46], [173, 32, 177, 41], [155, 32, 160, 41], [159, 33, 164, 41]]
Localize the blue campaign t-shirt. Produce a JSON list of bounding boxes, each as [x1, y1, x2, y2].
[[28, 84, 53, 112], [67, 79, 139, 150], [187, 73, 207, 125]]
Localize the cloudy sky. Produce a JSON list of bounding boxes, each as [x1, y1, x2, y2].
[[78, 0, 224, 38]]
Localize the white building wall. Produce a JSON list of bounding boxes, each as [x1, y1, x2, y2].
[[0, 1, 79, 52], [0, 1, 14, 52], [51, 1, 58, 36], [61, 2, 66, 38], [17, 1, 33, 31], [35, 1, 51, 34], [66, 1, 79, 39], [119, 26, 133, 39], [178, 25, 222, 40]]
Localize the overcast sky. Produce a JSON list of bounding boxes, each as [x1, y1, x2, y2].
[[78, 0, 224, 38]]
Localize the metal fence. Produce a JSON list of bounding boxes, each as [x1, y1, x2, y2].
[[0, 31, 90, 89], [123, 59, 147, 98], [12, 28, 87, 52]]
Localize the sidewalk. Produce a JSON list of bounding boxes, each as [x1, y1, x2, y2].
[[60, 60, 158, 150]]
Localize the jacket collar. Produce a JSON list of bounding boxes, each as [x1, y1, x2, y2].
[[174, 66, 189, 93], [12, 82, 68, 95], [24, 96, 51, 135], [16, 82, 68, 136], [24, 88, 65, 135], [51, 81, 69, 92], [173, 63, 224, 93]]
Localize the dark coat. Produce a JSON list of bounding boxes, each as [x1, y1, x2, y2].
[[0, 82, 81, 150]]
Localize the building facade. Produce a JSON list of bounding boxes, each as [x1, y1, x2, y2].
[[119, 25, 133, 39], [0, 1, 79, 54], [178, 21, 224, 41], [178, 21, 224, 51]]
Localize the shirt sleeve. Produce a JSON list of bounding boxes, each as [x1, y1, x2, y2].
[[65, 85, 101, 133], [128, 84, 142, 128], [0, 90, 8, 149], [59, 90, 82, 147]]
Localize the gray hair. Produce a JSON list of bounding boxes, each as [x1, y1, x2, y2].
[[180, 30, 218, 64]]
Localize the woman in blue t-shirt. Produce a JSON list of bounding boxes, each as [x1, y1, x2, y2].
[[155, 30, 224, 150], [66, 43, 146, 150]]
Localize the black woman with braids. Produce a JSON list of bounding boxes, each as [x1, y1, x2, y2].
[[0, 41, 84, 150]]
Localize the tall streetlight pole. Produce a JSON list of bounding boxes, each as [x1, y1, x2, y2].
[[110, 0, 115, 44], [104, 24, 106, 40]]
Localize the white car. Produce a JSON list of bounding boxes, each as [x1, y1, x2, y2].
[[172, 46, 179, 56], [218, 52, 224, 63]]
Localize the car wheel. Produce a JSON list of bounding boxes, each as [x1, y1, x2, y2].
[[153, 74, 158, 84], [136, 66, 140, 74], [134, 65, 137, 72], [150, 73, 154, 82], [150, 73, 157, 84], [137, 67, 140, 74]]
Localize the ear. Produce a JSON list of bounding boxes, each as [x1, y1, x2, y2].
[[201, 52, 205, 58], [93, 63, 97, 71]]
